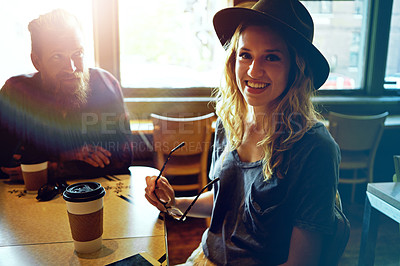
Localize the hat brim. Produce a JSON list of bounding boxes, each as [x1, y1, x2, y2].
[[213, 7, 330, 90]]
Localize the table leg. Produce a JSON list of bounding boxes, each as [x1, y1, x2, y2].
[[358, 195, 380, 266]]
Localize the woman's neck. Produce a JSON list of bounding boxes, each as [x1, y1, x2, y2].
[[245, 106, 272, 135]]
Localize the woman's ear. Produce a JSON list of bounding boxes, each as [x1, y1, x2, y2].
[[31, 53, 41, 71]]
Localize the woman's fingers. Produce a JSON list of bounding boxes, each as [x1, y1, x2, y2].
[[145, 175, 159, 201], [156, 177, 175, 204], [145, 175, 166, 211], [145, 193, 166, 212], [145, 175, 175, 208], [145, 175, 157, 192], [154, 187, 171, 204]]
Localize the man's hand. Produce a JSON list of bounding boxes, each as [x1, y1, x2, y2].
[[61, 145, 112, 168]]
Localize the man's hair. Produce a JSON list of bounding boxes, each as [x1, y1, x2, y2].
[[28, 9, 82, 55]]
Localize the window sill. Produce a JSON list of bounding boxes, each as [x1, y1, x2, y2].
[[312, 96, 400, 116], [312, 95, 400, 105], [123, 95, 400, 117]]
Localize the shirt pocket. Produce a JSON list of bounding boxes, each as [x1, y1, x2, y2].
[[242, 177, 290, 239]]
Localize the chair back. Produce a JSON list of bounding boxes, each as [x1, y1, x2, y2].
[[319, 191, 350, 266], [328, 112, 388, 152], [151, 113, 215, 156], [150, 113, 215, 192]]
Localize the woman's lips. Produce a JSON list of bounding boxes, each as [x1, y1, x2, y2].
[[245, 81, 270, 94]]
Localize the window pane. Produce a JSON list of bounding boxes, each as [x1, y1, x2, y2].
[[0, 0, 94, 87], [384, 0, 400, 90], [302, 0, 367, 90], [119, 0, 227, 88]]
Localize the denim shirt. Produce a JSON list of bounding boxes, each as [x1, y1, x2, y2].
[[202, 119, 340, 265]]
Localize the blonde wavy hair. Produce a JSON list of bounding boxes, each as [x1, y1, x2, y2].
[[213, 23, 321, 180]]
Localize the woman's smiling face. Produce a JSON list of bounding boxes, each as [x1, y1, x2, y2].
[[235, 25, 291, 112]]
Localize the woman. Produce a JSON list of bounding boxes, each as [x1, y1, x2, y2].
[[145, 0, 343, 265]]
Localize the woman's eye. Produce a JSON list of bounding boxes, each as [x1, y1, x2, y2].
[[265, 54, 280, 61], [239, 52, 252, 60]]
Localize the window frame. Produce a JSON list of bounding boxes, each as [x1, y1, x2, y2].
[[91, 0, 398, 99]]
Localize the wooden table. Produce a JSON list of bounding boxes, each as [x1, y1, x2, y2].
[[358, 182, 400, 266], [0, 166, 167, 265]]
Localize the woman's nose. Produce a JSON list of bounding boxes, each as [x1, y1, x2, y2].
[[247, 59, 264, 78]]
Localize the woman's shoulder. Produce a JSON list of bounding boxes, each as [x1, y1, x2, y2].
[[305, 121, 335, 141], [297, 121, 340, 156]]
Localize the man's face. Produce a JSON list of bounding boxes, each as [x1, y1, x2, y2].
[[32, 28, 89, 110]]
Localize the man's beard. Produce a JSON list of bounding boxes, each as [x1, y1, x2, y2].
[[41, 69, 90, 112]]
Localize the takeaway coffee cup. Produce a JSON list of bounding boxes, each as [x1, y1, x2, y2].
[[63, 182, 106, 253], [21, 161, 48, 192]]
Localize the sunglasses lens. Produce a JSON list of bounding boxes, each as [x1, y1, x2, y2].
[[167, 207, 185, 221], [57, 180, 68, 192], [36, 184, 59, 201]]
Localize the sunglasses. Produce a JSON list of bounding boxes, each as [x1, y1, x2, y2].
[[153, 142, 220, 222], [36, 179, 68, 201]]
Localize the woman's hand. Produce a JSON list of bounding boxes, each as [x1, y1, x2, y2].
[[144, 175, 176, 212], [60, 145, 111, 168]]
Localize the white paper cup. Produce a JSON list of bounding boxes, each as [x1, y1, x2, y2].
[[63, 182, 106, 253], [21, 161, 48, 192]]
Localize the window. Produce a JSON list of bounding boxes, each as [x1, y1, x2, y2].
[[118, 0, 368, 91], [304, 1, 332, 14], [384, 0, 400, 90], [302, 0, 367, 90], [6, 1, 393, 97], [118, 0, 227, 89], [0, 0, 94, 87]]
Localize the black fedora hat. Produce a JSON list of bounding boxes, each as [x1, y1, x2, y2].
[[213, 0, 330, 90]]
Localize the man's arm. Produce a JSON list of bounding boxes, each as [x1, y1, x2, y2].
[[0, 81, 23, 170], [93, 68, 134, 170]]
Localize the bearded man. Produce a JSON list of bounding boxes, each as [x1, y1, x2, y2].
[[0, 9, 133, 181]]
